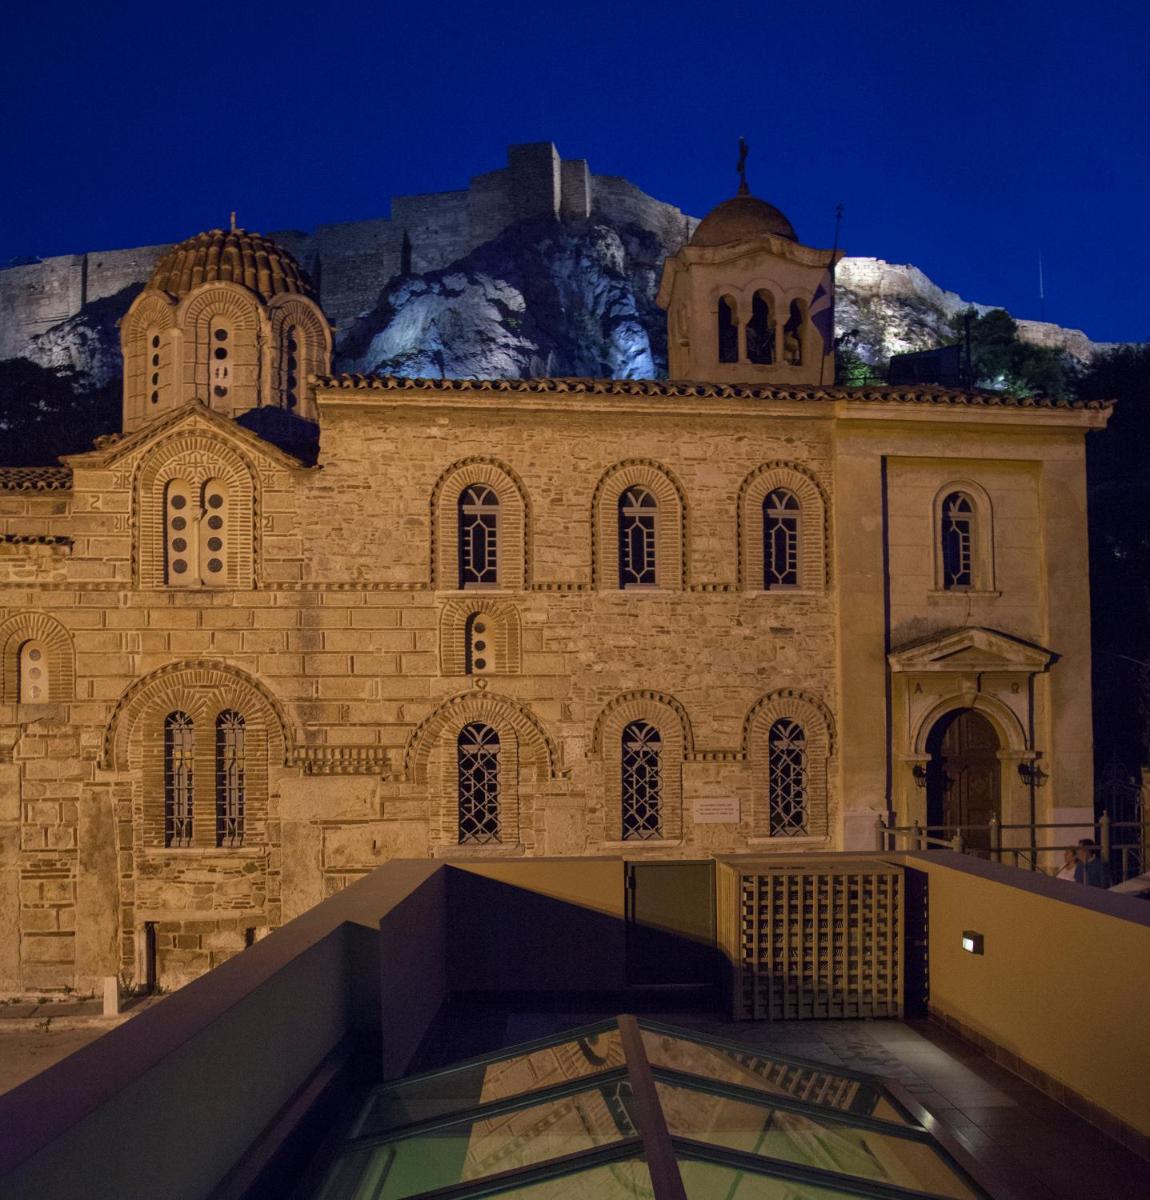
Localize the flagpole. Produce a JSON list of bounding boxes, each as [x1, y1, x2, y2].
[[818, 204, 844, 387]]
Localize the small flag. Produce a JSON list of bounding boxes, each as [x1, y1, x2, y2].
[[809, 270, 835, 359]]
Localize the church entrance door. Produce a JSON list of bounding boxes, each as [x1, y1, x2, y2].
[[925, 709, 1000, 851]]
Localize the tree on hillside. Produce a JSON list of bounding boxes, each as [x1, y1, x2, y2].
[[0, 359, 118, 466], [946, 307, 1076, 398], [1079, 343, 1150, 805]]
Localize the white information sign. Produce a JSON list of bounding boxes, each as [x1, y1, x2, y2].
[[693, 797, 740, 824]]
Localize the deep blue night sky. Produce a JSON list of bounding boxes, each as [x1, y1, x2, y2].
[[2, 0, 1147, 342]]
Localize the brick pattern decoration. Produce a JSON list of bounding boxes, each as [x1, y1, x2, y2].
[[593, 690, 690, 842], [133, 433, 258, 590], [438, 598, 522, 676], [743, 688, 836, 839], [592, 460, 687, 591], [738, 461, 830, 591], [431, 458, 531, 590], [0, 611, 74, 704]]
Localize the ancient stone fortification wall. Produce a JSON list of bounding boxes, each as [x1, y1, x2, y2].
[[0, 143, 694, 357]]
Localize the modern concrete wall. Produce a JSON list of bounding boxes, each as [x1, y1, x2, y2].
[[907, 851, 1150, 1140]]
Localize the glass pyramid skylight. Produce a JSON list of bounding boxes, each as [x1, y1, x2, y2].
[[305, 1017, 991, 1200]]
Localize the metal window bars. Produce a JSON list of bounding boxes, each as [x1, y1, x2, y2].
[[768, 718, 808, 836], [459, 484, 500, 587], [458, 722, 501, 844], [215, 710, 245, 848], [622, 721, 663, 840], [618, 487, 657, 588], [164, 711, 195, 847], [763, 488, 801, 588], [941, 492, 975, 589]]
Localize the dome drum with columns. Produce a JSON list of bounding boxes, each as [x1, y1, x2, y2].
[[120, 226, 332, 433], [658, 166, 840, 387]]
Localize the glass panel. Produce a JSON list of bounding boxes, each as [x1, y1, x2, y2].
[[320, 1082, 637, 1200], [356, 1026, 626, 1137], [485, 1157, 654, 1199], [639, 1028, 910, 1126], [659, 1083, 978, 1199], [679, 1157, 857, 1199]]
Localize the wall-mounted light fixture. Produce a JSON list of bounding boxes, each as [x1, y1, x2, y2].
[[961, 931, 984, 955], [912, 764, 928, 790], [1018, 761, 1048, 788]]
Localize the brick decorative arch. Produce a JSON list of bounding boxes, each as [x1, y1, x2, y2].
[[430, 457, 531, 590], [132, 428, 259, 589], [103, 659, 293, 771], [0, 611, 74, 703], [592, 460, 687, 590], [593, 690, 691, 842], [738, 461, 829, 590], [438, 598, 522, 676], [404, 691, 557, 784], [743, 688, 836, 838]]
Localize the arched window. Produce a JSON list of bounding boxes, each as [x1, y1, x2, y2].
[[717, 295, 739, 363], [763, 489, 801, 588], [164, 712, 195, 848], [458, 723, 500, 844], [768, 718, 808, 836], [165, 478, 197, 586], [746, 291, 774, 364], [199, 478, 229, 585], [619, 487, 657, 588], [209, 318, 232, 405], [215, 711, 245, 848], [783, 300, 805, 366], [17, 640, 48, 703], [941, 492, 975, 589], [622, 721, 663, 840], [459, 484, 500, 588], [465, 611, 495, 674]]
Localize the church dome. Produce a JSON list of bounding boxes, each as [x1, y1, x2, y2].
[[147, 228, 316, 302], [690, 194, 797, 247]]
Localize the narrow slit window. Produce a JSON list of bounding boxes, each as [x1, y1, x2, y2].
[[746, 291, 774, 364], [164, 711, 195, 848], [768, 718, 808, 836], [622, 721, 662, 840], [718, 295, 739, 363], [763, 489, 801, 588], [284, 325, 303, 410], [209, 319, 231, 403], [459, 485, 500, 587], [465, 611, 495, 675], [619, 486, 657, 588], [941, 492, 975, 589], [458, 723, 500, 844], [165, 478, 197, 586], [215, 711, 245, 848], [199, 479, 229, 586]]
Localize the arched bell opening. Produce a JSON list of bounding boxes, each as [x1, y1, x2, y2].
[[924, 708, 1001, 851]]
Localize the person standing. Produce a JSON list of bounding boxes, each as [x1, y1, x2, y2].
[[1075, 839, 1110, 887]]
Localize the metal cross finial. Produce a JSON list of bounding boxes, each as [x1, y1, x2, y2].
[[736, 137, 749, 195]]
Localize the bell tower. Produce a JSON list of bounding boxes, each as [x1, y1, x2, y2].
[[657, 150, 840, 386]]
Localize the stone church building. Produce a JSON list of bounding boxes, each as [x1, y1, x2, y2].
[[0, 182, 1110, 993]]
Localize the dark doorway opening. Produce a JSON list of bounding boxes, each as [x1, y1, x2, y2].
[[925, 708, 1001, 851]]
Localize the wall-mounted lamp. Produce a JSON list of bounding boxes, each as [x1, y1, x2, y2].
[[912, 764, 928, 790], [961, 931, 984, 955], [1018, 761, 1048, 788]]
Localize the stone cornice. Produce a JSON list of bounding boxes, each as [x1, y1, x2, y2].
[[313, 373, 1113, 426]]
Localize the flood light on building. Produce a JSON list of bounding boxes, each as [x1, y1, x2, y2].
[[962, 930, 984, 955]]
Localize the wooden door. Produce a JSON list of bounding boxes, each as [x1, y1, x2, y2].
[[928, 709, 1000, 850]]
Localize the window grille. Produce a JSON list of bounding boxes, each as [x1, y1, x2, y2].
[[459, 485, 500, 587], [17, 640, 48, 703], [768, 718, 808, 836], [763, 489, 801, 588], [164, 711, 195, 847], [618, 487, 657, 588], [941, 492, 975, 589], [215, 710, 245, 847], [622, 721, 663, 840], [458, 723, 500, 844]]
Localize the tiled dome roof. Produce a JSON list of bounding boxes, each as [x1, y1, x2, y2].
[[147, 228, 315, 301], [690, 194, 797, 246]]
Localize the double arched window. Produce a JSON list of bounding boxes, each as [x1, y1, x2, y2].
[[458, 484, 500, 587], [164, 477, 231, 587], [768, 718, 808, 836], [458, 723, 501, 844], [162, 709, 247, 848], [621, 721, 663, 840], [618, 487, 657, 588]]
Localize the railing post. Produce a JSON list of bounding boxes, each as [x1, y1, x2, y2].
[[950, 833, 964, 854], [875, 813, 886, 852], [989, 813, 1001, 863], [1100, 812, 1112, 866], [913, 821, 924, 851]]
